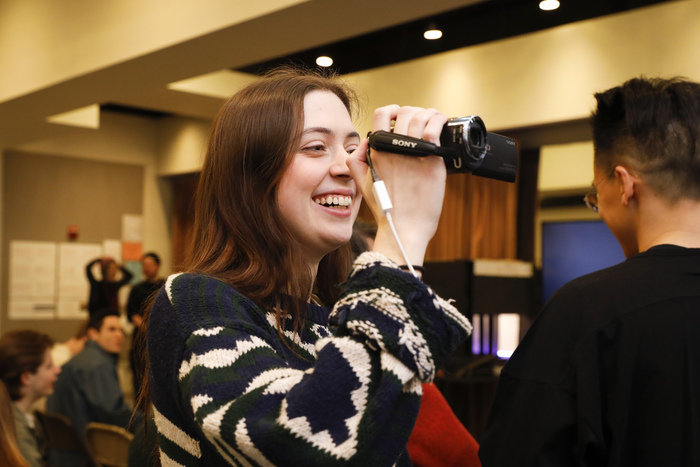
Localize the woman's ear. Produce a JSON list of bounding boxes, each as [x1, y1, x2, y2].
[[614, 165, 638, 206]]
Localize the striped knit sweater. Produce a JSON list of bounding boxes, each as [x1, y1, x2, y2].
[[147, 252, 472, 466]]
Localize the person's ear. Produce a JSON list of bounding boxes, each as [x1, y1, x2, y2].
[[87, 328, 99, 341], [614, 165, 638, 206], [20, 371, 31, 387]]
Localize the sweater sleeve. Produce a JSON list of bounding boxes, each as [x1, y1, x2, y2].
[[330, 252, 472, 382], [150, 254, 471, 466]]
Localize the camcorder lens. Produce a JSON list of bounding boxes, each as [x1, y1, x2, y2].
[[468, 127, 485, 148]]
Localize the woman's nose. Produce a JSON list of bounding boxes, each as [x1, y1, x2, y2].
[[330, 149, 352, 178]]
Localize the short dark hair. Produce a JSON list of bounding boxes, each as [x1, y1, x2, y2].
[[143, 252, 161, 266], [592, 76, 700, 202], [88, 309, 120, 332], [0, 330, 54, 401]]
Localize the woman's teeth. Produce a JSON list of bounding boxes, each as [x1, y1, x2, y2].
[[314, 195, 352, 208]]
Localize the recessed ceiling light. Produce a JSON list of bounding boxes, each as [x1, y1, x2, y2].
[[316, 56, 333, 67], [539, 0, 560, 11], [424, 23, 442, 40]]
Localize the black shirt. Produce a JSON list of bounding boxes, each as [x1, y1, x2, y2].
[[480, 245, 700, 467]]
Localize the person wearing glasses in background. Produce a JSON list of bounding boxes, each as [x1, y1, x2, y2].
[[480, 77, 700, 467]]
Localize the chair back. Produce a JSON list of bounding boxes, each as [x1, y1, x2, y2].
[[85, 422, 134, 467], [34, 410, 97, 466]]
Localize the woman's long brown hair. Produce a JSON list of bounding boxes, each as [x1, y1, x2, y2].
[[186, 67, 358, 326], [134, 67, 360, 438]]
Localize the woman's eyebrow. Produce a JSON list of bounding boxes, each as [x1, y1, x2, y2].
[[303, 126, 333, 136], [303, 127, 360, 140]]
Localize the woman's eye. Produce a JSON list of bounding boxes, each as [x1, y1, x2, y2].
[[303, 144, 326, 153], [346, 145, 359, 154]]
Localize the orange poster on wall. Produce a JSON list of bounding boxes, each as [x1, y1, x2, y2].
[[122, 242, 143, 262]]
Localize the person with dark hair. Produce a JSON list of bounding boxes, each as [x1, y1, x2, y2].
[[144, 67, 471, 466], [0, 330, 59, 467], [47, 309, 140, 466], [480, 77, 700, 466], [126, 252, 164, 399], [0, 381, 30, 467], [86, 256, 133, 315]]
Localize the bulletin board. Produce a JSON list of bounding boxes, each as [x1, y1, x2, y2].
[[1, 151, 144, 338]]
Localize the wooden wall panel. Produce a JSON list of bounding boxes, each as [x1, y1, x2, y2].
[[170, 174, 198, 271], [171, 171, 519, 266], [427, 174, 517, 261]]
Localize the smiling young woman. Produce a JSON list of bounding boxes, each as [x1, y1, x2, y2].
[[142, 67, 471, 467]]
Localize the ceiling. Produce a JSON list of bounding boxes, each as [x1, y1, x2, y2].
[[238, 0, 674, 76], [0, 0, 678, 149]]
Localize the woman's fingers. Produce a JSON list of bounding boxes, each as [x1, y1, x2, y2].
[[372, 104, 401, 133]]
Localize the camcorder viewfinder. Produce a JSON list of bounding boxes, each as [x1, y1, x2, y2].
[[367, 116, 518, 183]]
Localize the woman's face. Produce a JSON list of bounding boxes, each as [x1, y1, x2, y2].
[[106, 261, 118, 281], [276, 90, 361, 264], [24, 349, 60, 400]]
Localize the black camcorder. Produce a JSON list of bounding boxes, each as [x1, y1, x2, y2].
[[367, 116, 518, 183]]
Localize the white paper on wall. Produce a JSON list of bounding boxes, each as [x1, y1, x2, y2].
[[56, 242, 102, 318], [122, 214, 143, 243], [103, 239, 122, 264], [8, 241, 57, 319], [56, 299, 88, 320], [8, 300, 56, 320]]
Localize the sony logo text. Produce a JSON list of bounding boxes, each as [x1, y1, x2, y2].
[[392, 139, 418, 148]]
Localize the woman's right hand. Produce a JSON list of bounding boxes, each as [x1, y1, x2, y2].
[[347, 105, 449, 267]]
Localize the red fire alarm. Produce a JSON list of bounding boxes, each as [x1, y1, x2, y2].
[[67, 225, 79, 241]]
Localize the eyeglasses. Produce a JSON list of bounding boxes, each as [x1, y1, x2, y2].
[[583, 177, 605, 212], [583, 191, 599, 212]]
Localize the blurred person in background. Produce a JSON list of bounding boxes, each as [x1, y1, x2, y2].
[[47, 309, 141, 466], [126, 252, 164, 399], [86, 256, 133, 315], [0, 329, 60, 467]]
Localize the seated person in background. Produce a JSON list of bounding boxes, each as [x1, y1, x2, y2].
[[0, 329, 60, 467], [33, 320, 89, 413], [479, 77, 700, 466], [126, 252, 164, 399], [51, 319, 88, 368], [47, 309, 141, 466], [0, 380, 30, 467], [86, 256, 133, 315]]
